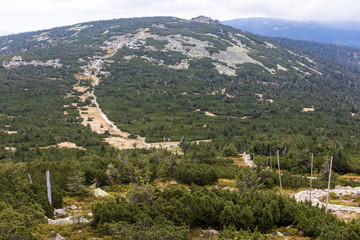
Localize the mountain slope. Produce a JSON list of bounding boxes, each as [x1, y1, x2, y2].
[[1, 17, 360, 171], [223, 17, 360, 48], [5, 17, 360, 240]]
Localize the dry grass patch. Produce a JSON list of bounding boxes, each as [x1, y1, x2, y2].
[[337, 212, 360, 222], [216, 179, 236, 189], [340, 174, 360, 181], [232, 157, 247, 167], [152, 178, 185, 189], [37, 142, 86, 150], [32, 223, 99, 240]]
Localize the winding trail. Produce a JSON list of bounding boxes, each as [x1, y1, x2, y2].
[[67, 29, 211, 150], [72, 60, 185, 149]]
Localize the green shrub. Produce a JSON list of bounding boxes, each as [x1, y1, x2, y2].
[[173, 163, 218, 186]]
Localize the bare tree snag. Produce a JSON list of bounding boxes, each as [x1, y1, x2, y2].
[[325, 156, 333, 214], [270, 148, 272, 170], [28, 172, 32, 184], [310, 153, 313, 202], [46, 170, 52, 205], [277, 150, 282, 195]]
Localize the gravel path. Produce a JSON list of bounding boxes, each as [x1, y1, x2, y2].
[[294, 186, 360, 214]]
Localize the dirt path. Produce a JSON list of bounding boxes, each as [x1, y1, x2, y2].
[[73, 73, 151, 149], [66, 33, 211, 150], [72, 68, 184, 150]]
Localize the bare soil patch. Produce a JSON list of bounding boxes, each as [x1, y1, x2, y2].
[[205, 111, 217, 117], [37, 142, 86, 150], [104, 136, 147, 149], [5, 130, 17, 134], [232, 157, 247, 167], [302, 107, 315, 112]]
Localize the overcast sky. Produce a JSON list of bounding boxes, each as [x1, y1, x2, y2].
[[1, 0, 360, 34]]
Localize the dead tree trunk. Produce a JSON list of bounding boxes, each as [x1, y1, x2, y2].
[[325, 156, 333, 214], [270, 148, 272, 170], [46, 170, 52, 205], [28, 172, 32, 184], [277, 150, 282, 195], [178, 136, 185, 147], [310, 153, 313, 202]]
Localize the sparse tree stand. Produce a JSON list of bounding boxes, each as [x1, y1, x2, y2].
[[310, 153, 314, 202], [277, 150, 282, 195], [325, 156, 333, 214], [46, 170, 52, 205]]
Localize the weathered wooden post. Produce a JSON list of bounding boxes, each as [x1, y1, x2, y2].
[[325, 156, 333, 214], [310, 153, 313, 202], [46, 170, 52, 205], [277, 150, 282, 195]]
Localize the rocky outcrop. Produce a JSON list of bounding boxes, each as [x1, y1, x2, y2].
[[49, 205, 93, 226], [295, 186, 360, 215], [2, 56, 62, 69], [191, 16, 220, 25], [94, 188, 109, 197], [55, 233, 64, 240]]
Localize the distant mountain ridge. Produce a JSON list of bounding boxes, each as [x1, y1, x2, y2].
[[222, 17, 360, 48]]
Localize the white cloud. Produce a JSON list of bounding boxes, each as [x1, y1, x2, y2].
[[1, 0, 360, 34]]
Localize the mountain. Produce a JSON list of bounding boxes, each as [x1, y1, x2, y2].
[[3, 16, 360, 239], [222, 17, 360, 48], [1, 16, 360, 155]]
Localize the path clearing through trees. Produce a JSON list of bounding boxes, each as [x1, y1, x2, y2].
[[66, 37, 210, 150]]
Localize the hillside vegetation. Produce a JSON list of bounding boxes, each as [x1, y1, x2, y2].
[[2, 16, 360, 239]]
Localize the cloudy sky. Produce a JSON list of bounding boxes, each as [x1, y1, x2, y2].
[[1, 0, 360, 34]]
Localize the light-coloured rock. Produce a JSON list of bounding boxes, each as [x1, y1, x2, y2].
[[71, 216, 93, 225], [101, 28, 270, 75], [275, 231, 288, 240], [202, 229, 218, 235], [3, 56, 62, 69], [49, 216, 72, 225], [54, 208, 67, 217], [49, 215, 93, 226], [295, 186, 360, 215], [94, 188, 109, 197], [55, 233, 64, 240]]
